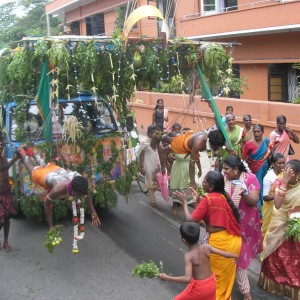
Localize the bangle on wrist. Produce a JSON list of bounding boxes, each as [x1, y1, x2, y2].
[[278, 190, 286, 196], [279, 185, 287, 191]]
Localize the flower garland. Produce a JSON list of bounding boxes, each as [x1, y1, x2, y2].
[[72, 199, 85, 254]]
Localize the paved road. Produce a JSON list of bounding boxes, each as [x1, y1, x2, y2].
[[0, 150, 288, 300], [0, 182, 288, 300]]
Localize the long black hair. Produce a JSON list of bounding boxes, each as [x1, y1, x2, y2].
[[270, 152, 284, 165], [223, 155, 247, 173], [286, 159, 300, 174], [154, 98, 164, 110], [205, 171, 240, 222]]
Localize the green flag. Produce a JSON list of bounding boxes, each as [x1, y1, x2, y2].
[[35, 59, 52, 142], [196, 63, 232, 149]]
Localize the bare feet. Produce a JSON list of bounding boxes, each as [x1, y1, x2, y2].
[[242, 292, 252, 300], [3, 242, 12, 253], [150, 201, 157, 207]]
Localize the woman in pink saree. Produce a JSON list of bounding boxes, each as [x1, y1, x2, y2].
[[269, 115, 299, 161], [223, 155, 262, 300]]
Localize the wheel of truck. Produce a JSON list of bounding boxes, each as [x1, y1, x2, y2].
[[136, 173, 148, 194]]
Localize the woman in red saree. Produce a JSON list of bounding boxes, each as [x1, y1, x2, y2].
[[175, 171, 242, 300], [242, 124, 272, 209], [259, 159, 300, 299]]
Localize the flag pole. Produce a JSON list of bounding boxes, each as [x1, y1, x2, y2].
[[196, 63, 232, 149]]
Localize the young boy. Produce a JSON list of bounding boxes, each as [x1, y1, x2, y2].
[[159, 222, 238, 300]]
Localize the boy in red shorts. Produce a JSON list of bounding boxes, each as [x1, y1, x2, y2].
[[159, 222, 238, 300]]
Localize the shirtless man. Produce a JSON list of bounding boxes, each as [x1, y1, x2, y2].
[[18, 146, 100, 229], [0, 136, 20, 252], [159, 222, 238, 300], [161, 130, 225, 189]]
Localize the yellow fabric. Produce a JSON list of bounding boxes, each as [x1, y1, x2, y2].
[[261, 172, 283, 238], [122, 5, 169, 44], [170, 130, 193, 154], [262, 182, 300, 260], [209, 230, 242, 300], [261, 201, 273, 238]]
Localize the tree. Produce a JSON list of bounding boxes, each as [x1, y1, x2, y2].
[[0, 2, 17, 36], [0, 0, 61, 46]]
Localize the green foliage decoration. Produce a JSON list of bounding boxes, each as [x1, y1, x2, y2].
[[44, 225, 63, 253], [20, 194, 44, 221], [93, 182, 118, 208], [115, 161, 138, 196], [47, 41, 71, 73], [0, 37, 244, 119], [153, 75, 188, 94], [20, 193, 70, 222], [52, 199, 69, 222], [203, 43, 231, 88], [285, 217, 300, 241], [132, 260, 163, 279], [197, 184, 206, 197]]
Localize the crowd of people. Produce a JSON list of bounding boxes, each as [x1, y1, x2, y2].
[[1, 97, 299, 300], [138, 99, 300, 300]]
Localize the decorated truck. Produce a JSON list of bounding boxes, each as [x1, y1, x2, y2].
[[0, 26, 240, 221], [1, 90, 139, 220], [0, 33, 148, 221]]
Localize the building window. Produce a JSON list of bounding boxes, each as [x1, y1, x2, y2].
[[86, 14, 105, 36], [268, 64, 288, 102], [201, 0, 237, 15], [71, 22, 80, 35]]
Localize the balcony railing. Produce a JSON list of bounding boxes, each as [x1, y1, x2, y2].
[[182, 0, 296, 19]]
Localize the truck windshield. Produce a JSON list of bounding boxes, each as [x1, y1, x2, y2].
[[10, 100, 116, 142]]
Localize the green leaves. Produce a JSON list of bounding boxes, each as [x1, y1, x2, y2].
[[132, 260, 163, 279], [44, 225, 63, 254], [20, 194, 44, 221], [285, 218, 300, 242], [47, 42, 71, 73]]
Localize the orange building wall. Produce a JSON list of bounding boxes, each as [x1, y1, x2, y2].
[[176, 2, 300, 37], [229, 33, 300, 63], [176, 0, 199, 19], [105, 11, 117, 35], [131, 91, 300, 158], [240, 64, 268, 100], [65, 0, 128, 24]]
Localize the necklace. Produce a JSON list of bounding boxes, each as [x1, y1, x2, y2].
[[288, 181, 300, 188], [72, 199, 85, 254]]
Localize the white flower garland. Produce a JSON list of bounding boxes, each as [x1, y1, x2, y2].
[[72, 199, 85, 254], [241, 159, 252, 173]]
